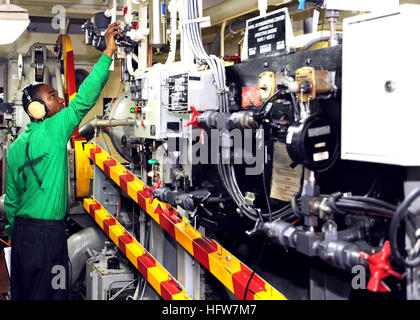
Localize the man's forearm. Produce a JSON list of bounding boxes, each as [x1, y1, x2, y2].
[[103, 48, 114, 58]]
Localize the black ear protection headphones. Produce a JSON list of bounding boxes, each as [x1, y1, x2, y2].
[[23, 84, 48, 120]]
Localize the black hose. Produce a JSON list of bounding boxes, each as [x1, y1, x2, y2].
[[326, 192, 395, 217], [389, 187, 420, 268], [344, 196, 397, 211], [336, 200, 395, 217]]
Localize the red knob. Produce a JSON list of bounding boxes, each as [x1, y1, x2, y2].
[[185, 106, 202, 129], [360, 241, 404, 292], [143, 180, 162, 204]]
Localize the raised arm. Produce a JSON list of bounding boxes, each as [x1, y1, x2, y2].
[[45, 22, 123, 146]]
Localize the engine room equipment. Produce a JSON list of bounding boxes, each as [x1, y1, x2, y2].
[[81, 12, 111, 51], [82, 145, 286, 300], [69, 1, 420, 300], [294, 67, 335, 103], [5, 0, 420, 302], [85, 254, 135, 300]]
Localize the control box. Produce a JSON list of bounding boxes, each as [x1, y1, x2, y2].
[[341, 5, 420, 166], [167, 70, 219, 112]]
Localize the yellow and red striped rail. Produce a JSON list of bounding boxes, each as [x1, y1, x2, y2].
[[80, 140, 286, 300], [84, 197, 190, 300]]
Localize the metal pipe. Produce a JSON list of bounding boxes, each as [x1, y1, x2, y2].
[[325, 9, 340, 47], [79, 117, 101, 141], [263, 219, 368, 270], [220, 21, 226, 58], [67, 227, 106, 287], [149, 0, 167, 48], [299, 35, 330, 52], [204, 0, 292, 27], [92, 118, 136, 127]]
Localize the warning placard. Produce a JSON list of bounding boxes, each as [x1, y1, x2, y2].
[[270, 142, 302, 202], [242, 86, 262, 108]]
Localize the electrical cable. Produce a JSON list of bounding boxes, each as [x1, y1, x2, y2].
[[242, 238, 268, 300], [389, 187, 420, 268], [326, 192, 396, 218], [0, 238, 10, 247], [336, 200, 395, 217], [180, 0, 294, 223], [260, 125, 273, 222], [109, 278, 137, 300], [345, 195, 397, 211], [139, 213, 151, 299]]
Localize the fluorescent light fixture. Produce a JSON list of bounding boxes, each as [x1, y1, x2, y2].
[[0, 4, 30, 45]]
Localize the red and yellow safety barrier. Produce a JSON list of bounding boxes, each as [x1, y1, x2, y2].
[[82, 141, 286, 300], [83, 197, 190, 300]]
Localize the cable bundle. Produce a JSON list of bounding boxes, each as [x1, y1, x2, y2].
[[326, 192, 396, 218], [179, 0, 271, 222]]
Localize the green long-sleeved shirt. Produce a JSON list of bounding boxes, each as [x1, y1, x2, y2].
[[4, 53, 112, 237]]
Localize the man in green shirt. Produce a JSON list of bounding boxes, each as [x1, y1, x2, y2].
[[4, 22, 122, 300]]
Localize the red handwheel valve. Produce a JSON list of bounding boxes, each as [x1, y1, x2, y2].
[[360, 240, 404, 292], [185, 106, 202, 129], [185, 106, 205, 144], [143, 180, 162, 204]]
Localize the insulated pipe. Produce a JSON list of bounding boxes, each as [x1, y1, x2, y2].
[[299, 35, 330, 52], [125, 0, 134, 25], [112, 0, 117, 23], [220, 21, 226, 58], [126, 53, 135, 76], [131, 51, 140, 64], [258, 0, 267, 16], [67, 227, 106, 287]]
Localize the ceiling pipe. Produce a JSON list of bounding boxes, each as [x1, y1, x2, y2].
[[203, 0, 292, 27]]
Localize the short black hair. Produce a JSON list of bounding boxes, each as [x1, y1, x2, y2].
[[22, 83, 46, 115]]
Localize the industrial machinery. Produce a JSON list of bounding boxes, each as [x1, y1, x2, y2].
[[1, 0, 420, 301]]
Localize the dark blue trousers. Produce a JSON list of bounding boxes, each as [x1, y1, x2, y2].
[[11, 217, 70, 300]]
